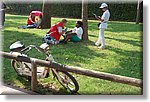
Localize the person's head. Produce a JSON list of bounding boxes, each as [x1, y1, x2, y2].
[[76, 21, 83, 28], [61, 19, 68, 26], [99, 3, 108, 12], [30, 13, 35, 18]]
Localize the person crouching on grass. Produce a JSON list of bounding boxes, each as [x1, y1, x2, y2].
[[18, 13, 42, 29], [42, 19, 68, 44], [60, 21, 83, 44], [94, 3, 110, 49]]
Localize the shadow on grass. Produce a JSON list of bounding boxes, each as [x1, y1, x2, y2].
[[3, 29, 106, 94], [105, 36, 143, 47], [88, 34, 98, 38], [3, 30, 43, 52], [50, 41, 107, 66], [16, 76, 70, 95], [105, 45, 142, 79]]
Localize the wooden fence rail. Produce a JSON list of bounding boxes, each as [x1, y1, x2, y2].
[[0, 51, 143, 91]]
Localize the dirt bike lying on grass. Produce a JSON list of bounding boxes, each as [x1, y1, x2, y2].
[[9, 41, 79, 93]]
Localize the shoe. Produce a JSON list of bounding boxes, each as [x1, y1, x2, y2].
[[59, 39, 64, 43], [95, 42, 100, 46], [98, 46, 105, 49], [18, 26, 22, 29]]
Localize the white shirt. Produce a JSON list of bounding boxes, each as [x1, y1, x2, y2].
[[72, 27, 83, 39], [99, 10, 110, 29]]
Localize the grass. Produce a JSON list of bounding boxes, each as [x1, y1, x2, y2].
[[2, 14, 143, 95]]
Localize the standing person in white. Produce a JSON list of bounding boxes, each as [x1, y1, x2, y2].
[[95, 3, 110, 49]]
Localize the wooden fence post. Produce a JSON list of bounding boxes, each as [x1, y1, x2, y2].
[[31, 59, 37, 92]]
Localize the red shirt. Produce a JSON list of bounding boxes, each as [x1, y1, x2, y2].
[[31, 11, 43, 16], [48, 22, 64, 41], [27, 15, 35, 25], [27, 17, 33, 25]]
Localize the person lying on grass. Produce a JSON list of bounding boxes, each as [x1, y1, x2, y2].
[[18, 12, 42, 29], [42, 19, 68, 44], [60, 21, 83, 44]]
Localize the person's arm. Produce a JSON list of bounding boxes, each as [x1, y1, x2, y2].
[[99, 12, 107, 22], [95, 16, 104, 22], [36, 18, 42, 28], [47, 30, 51, 34], [57, 27, 64, 35], [28, 16, 35, 24], [93, 13, 104, 21], [71, 27, 77, 33]]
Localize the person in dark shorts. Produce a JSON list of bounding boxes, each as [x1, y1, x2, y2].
[[60, 21, 83, 44]]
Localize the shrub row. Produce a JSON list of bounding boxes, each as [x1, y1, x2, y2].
[[6, 2, 143, 22]]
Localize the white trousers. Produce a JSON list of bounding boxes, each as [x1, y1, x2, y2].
[[96, 28, 105, 46]]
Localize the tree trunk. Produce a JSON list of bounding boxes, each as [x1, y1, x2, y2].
[[41, 0, 51, 29], [136, 0, 140, 24], [82, 0, 88, 40]]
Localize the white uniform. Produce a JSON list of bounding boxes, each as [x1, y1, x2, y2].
[[99, 10, 110, 29], [96, 10, 110, 47]]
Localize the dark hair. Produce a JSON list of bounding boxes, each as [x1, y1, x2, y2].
[[77, 21, 83, 27], [39, 14, 42, 18]]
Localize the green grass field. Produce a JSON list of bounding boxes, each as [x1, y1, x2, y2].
[[2, 14, 143, 95]]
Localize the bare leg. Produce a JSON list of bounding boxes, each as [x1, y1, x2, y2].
[[64, 33, 76, 42], [64, 35, 72, 42]]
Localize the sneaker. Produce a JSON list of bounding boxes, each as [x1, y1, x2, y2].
[[18, 26, 22, 29], [95, 42, 100, 46], [98, 46, 105, 49]]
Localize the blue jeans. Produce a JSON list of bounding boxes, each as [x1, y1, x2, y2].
[[42, 35, 59, 45], [21, 23, 37, 29]]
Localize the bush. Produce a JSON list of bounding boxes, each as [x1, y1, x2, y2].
[[6, 2, 143, 22]]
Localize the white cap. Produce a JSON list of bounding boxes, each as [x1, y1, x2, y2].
[[99, 3, 108, 9]]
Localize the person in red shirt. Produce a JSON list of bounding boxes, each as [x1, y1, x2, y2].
[[27, 11, 43, 26], [18, 11, 42, 29], [43, 19, 68, 44]]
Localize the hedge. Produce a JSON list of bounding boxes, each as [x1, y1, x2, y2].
[[6, 2, 143, 22]]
